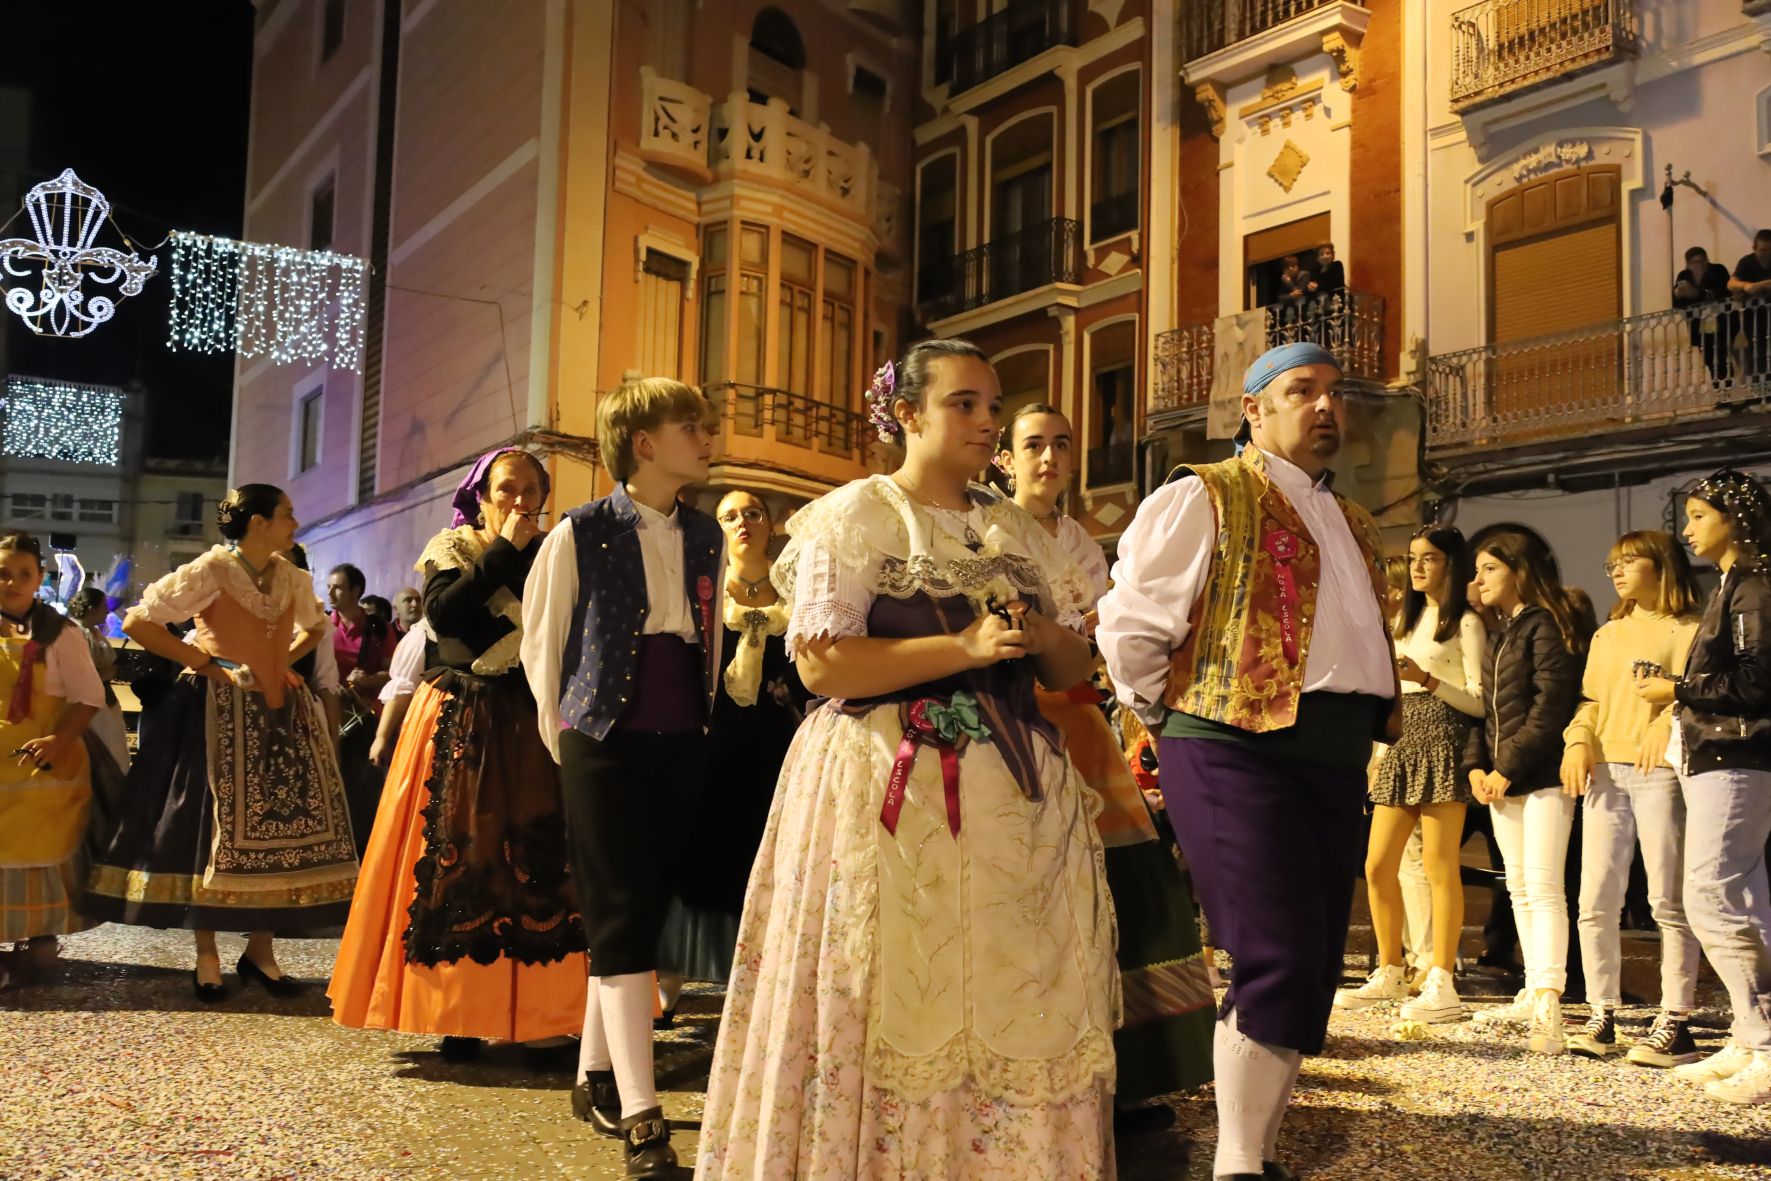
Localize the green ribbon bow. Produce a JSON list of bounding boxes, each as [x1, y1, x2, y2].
[[922, 690, 992, 746]]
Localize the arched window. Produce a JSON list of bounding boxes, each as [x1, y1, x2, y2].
[[748, 8, 806, 112]]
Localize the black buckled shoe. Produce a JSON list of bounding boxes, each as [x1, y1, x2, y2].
[[620, 1106, 689, 1179], [571, 1069, 621, 1138], [236, 954, 304, 998]]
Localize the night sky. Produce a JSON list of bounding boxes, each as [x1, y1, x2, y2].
[[0, 4, 255, 461]]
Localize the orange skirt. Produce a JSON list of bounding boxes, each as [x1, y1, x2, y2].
[[326, 680, 587, 1040], [1035, 684, 1159, 848]]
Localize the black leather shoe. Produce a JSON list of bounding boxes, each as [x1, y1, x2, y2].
[[191, 970, 227, 1003], [653, 1006, 677, 1031], [571, 1069, 621, 1138], [1265, 1162, 1301, 1180], [620, 1106, 689, 1179], [437, 1036, 484, 1062], [236, 954, 304, 998], [1112, 1100, 1176, 1138]]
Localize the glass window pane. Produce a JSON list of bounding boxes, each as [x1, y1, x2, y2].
[[738, 271, 766, 385], [701, 273, 728, 384], [824, 254, 854, 301], [782, 234, 816, 286], [739, 224, 769, 267], [703, 225, 728, 268]]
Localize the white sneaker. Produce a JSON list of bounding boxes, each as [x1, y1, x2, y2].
[[1527, 991, 1566, 1055], [1674, 1042, 1757, 1082], [1471, 988, 1533, 1028], [1334, 963, 1408, 1010], [1704, 1051, 1771, 1104], [1400, 967, 1463, 1024]]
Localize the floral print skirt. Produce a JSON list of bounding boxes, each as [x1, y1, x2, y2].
[[695, 699, 1120, 1180]]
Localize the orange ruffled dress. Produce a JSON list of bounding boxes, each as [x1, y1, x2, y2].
[[327, 527, 585, 1041]]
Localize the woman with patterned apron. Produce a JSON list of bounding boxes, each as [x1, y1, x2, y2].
[[0, 532, 107, 987], [84, 485, 357, 1001], [997, 402, 1215, 1133], [696, 342, 1119, 1179], [328, 449, 587, 1054]]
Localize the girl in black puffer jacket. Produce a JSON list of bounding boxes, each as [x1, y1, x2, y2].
[[1463, 529, 1587, 1055], [1633, 469, 1771, 1103]]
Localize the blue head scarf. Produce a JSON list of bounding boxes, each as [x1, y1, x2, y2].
[[1233, 341, 1341, 447]]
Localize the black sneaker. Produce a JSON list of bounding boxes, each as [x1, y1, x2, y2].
[[1627, 1012, 1702, 1068], [1567, 1007, 1620, 1059]]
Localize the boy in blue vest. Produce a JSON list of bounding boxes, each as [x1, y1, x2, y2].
[[522, 377, 724, 1180]]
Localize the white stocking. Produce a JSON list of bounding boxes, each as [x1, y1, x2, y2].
[[1213, 1010, 1301, 1177], [577, 978, 612, 1081], [600, 971, 660, 1119]]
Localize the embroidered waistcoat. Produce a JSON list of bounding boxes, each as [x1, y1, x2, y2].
[[557, 485, 724, 740], [1162, 448, 1388, 732]]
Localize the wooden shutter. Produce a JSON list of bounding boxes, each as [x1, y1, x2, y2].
[[638, 251, 687, 381], [1486, 165, 1620, 432]]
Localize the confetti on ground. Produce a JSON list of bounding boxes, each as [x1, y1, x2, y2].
[[2, 919, 1768, 1179]]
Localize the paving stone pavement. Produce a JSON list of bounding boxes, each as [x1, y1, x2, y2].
[[4, 923, 1769, 1180]]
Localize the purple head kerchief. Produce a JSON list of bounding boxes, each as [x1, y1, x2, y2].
[[450, 448, 550, 527]]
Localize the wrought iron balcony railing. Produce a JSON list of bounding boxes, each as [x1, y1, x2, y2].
[[704, 382, 877, 468], [950, 0, 1076, 92], [1152, 290, 1386, 413], [1089, 192, 1138, 242], [1182, 0, 1342, 64], [919, 217, 1082, 322], [1449, 0, 1637, 112], [1427, 296, 1771, 452]]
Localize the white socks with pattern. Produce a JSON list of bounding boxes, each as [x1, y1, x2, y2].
[[1213, 1009, 1302, 1178]]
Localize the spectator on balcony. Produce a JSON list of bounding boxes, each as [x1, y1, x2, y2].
[[1307, 244, 1350, 349], [1307, 244, 1346, 303], [1729, 230, 1771, 384], [1674, 247, 1734, 385]]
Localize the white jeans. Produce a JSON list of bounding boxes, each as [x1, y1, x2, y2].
[[1491, 787, 1577, 993], [1577, 763, 1700, 1011], [1680, 764, 1771, 1051], [1399, 823, 1433, 969]]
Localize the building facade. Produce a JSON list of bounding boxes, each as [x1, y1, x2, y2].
[[1422, 0, 1771, 599], [1148, 0, 1420, 549], [234, 0, 916, 592], [910, 0, 1150, 543]]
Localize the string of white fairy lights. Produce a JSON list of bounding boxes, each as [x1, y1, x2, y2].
[[167, 231, 369, 371]]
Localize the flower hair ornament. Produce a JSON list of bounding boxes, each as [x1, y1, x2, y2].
[[867, 361, 901, 443]]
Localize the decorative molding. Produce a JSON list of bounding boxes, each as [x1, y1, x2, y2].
[[1508, 139, 1592, 183], [633, 228, 699, 297], [1088, 0, 1127, 28], [1196, 80, 1227, 138], [1321, 30, 1360, 92], [1267, 140, 1311, 193]]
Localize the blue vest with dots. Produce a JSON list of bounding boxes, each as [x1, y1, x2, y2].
[[557, 484, 724, 741]]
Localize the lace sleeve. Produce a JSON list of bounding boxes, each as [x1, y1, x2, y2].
[[126, 551, 221, 626], [783, 540, 873, 659]]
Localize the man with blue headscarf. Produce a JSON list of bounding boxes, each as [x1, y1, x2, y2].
[[1098, 342, 1400, 1181]]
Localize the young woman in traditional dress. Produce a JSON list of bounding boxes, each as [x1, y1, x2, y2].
[[997, 402, 1214, 1134], [695, 340, 1120, 1179], [0, 533, 108, 987], [328, 449, 587, 1054], [84, 485, 357, 1000], [655, 489, 807, 1021]]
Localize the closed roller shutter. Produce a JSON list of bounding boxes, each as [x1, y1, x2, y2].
[[1487, 166, 1621, 432]]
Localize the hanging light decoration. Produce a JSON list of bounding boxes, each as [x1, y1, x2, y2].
[[0, 169, 158, 339], [167, 231, 369, 371], [0, 377, 125, 466]]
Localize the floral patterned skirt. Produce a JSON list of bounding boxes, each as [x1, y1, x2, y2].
[[695, 700, 1120, 1180], [1371, 692, 1477, 808]]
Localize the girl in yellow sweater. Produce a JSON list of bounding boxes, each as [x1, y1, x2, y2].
[[1561, 530, 1701, 1065]]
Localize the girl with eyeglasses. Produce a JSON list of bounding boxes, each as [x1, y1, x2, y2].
[[1338, 526, 1485, 1024], [1559, 531, 1703, 1066]]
